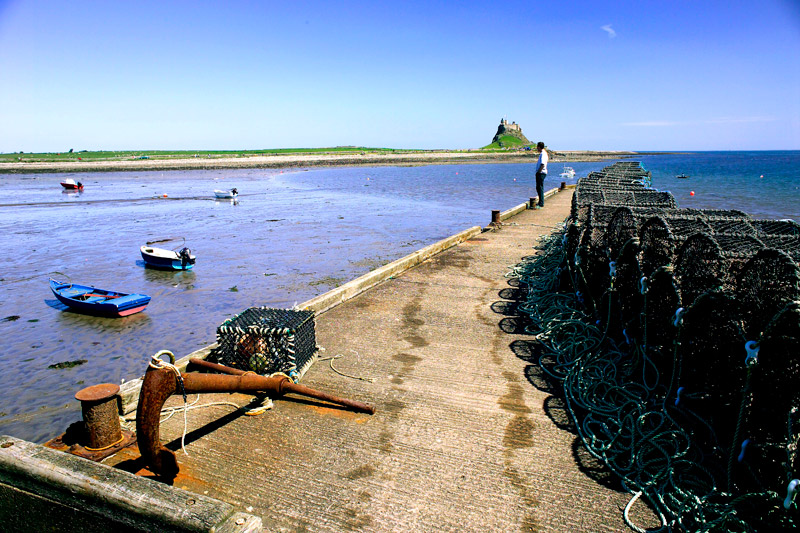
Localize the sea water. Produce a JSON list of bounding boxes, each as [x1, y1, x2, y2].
[[0, 152, 797, 442], [636, 151, 800, 221]]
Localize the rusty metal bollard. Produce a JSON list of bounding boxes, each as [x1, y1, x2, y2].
[[75, 383, 123, 450], [560, 181, 567, 190], [491, 210, 501, 225]]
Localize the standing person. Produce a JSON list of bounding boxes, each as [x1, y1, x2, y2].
[[534, 141, 548, 208]]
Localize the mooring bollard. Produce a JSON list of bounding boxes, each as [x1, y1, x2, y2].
[[561, 181, 567, 190], [529, 197, 537, 209], [75, 383, 122, 450], [491, 210, 501, 225]]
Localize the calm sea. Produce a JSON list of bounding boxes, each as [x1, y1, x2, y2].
[[0, 151, 797, 442]]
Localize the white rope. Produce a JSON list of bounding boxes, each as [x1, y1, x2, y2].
[[141, 350, 277, 454], [317, 347, 375, 383], [148, 351, 191, 455]]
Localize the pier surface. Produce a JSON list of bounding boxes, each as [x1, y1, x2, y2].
[[107, 189, 656, 531]]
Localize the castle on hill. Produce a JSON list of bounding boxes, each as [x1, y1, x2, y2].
[[491, 117, 531, 145], [499, 118, 521, 132]]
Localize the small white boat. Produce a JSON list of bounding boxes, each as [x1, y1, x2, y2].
[[140, 245, 196, 270], [214, 188, 238, 199], [559, 166, 576, 180], [60, 177, 84, 190]]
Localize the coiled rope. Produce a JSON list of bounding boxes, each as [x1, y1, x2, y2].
[[509, 228, 795, 532]]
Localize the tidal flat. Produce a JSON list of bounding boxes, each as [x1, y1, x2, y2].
[[0, 162, 608, 442]]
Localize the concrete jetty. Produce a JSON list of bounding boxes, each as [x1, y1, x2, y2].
[[1, 186, 657, 531]]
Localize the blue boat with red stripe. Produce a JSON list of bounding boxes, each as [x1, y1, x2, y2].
[[49, 279, 151, 317]]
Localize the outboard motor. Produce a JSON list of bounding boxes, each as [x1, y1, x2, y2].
[[178, 247, 195, 266]]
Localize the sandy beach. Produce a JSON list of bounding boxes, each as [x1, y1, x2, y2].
[[0, 150, 638, 174]]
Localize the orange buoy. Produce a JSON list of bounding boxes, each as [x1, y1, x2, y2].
[[690, 191, 695, 196]]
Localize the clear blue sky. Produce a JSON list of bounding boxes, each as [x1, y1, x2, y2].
[[1, 0, 798, 152]]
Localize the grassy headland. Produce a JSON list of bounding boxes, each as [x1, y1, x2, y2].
[[0, 147, 640, 174], [481, 134, 530, 150], [0, 147, 396, 164]]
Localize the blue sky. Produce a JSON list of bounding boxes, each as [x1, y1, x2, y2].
[[1, 0, 798, 152]]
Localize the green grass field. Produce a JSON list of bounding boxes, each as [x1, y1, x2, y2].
[[0, 147, 407, 163], [0, 145, 523, 163], [481, 135, 532, 150]]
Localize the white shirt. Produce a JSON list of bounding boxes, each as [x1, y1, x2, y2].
[[537, 149, 548, 174]]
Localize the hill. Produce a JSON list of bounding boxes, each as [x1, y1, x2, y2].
[[483, 118, 531, 149]]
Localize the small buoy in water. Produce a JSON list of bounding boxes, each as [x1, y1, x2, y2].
[[163, 193, 168, 198], [690, 191, 695, 196], [760, 175, 764, 178], [513, 178, 516, 181]]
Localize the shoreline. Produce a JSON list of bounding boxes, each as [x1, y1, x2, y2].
[[0, 149, 644, 174]]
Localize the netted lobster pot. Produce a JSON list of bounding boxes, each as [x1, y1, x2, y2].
[[606, 207, 638, 261], [707, 218, 757, 236], [742, 302, 800, 492], [213, 307, 316, 378], [573, 190, 604, 224], [581, 180, 646, 191], [677, 292, 746, 458], [565, 222, 583, 267], [662, 216, 713, 239], [589, 204, 632, 227], [753, 218, 800, 236], [632, 190, 676, 208], [697, 208, 751, 221], [642, 266, 681, 350], [602, 190, 636, 206], [759, 235, 800, 262], [675, 233, 724, 308], [639, 216, 676, 276], [715, 234, 767, 281], [576, 226, 611, 311], [735, 248, 800, 339]]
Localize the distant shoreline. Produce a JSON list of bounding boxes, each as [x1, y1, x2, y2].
[[0, 150, 652, 174]]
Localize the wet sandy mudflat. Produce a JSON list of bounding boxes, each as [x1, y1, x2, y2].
[[0, 162, 609, 442]]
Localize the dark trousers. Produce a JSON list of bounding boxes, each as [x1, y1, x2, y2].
[[535, 172, 546, 206]]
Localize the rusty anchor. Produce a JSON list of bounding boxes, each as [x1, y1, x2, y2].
[[136, 353, 375, 477]]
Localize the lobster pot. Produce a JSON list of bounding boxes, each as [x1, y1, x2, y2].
[[213, 307, 316, 379]]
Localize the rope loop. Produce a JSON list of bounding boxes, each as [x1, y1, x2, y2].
[[784, 479, 800, 510], [672, 307, 686, 328], [744, 341, 759, 367], [149, 350, 190, 455], [150, 349, 176, 367], [84, 433, 126, 452]]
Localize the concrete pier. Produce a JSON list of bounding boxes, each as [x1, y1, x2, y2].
[[2, 186, 657, 531]]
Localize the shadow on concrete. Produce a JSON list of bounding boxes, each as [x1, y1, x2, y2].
[[543, 395, 576, 433], [494, 276, 626, 493], [498, 287, 526, 301], [498, 316, 530, 334], [490, 300, 520, 316], [572, 436, 623, 490]]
